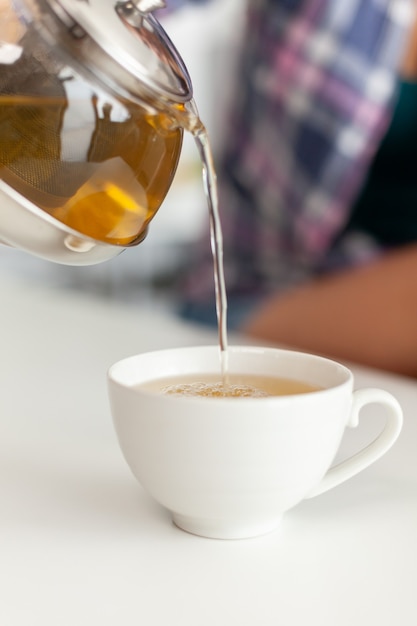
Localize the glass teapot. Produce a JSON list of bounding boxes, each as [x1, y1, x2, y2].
[[0, 0, 193, 264]]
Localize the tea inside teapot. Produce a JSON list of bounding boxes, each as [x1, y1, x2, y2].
[[0, 56, 183, 246], [0, 0, 192, 260]]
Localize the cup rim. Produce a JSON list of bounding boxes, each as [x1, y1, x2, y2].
[[107, 345, 353, 403]]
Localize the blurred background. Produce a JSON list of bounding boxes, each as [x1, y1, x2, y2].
[[0, 0, 245, 312]]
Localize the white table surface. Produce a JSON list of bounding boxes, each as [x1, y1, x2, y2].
[[1, 269, 416, 626]]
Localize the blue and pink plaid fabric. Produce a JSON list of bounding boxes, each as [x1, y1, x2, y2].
[[170, 1, 415, 314]]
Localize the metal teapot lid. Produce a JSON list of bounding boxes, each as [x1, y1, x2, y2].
[[38, 0, 193, 104]]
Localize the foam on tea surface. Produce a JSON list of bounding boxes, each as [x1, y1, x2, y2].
[[140, 373, 322, 398], [162, 381, 269, 398]]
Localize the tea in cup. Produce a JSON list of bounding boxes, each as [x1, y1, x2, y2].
[[107, 345, 403, 539]]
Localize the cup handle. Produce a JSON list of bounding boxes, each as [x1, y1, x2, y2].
[[308, 388, 403, 498]]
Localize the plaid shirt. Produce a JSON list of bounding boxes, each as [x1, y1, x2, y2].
[[172, 0, 415, 308]]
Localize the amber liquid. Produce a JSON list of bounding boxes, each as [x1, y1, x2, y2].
[[140, 373, 322, 398], [0, 92, 182, 246]]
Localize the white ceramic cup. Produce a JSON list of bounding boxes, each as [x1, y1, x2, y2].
[[107, 345, 403, 540]]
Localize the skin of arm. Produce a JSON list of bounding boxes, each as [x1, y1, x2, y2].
[[242, 243, 417, 378]]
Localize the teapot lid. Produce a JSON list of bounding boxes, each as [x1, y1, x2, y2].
[[41, 0, 193, 104]]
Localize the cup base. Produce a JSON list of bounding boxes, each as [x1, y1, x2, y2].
[[172, 513, 283, 540]]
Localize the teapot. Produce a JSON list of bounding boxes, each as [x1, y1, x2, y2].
[[0, 0, 193, 265]]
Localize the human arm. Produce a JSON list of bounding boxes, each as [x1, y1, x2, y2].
[[243, 243, 417, 378]]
